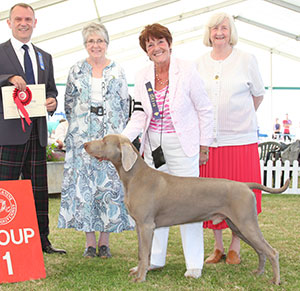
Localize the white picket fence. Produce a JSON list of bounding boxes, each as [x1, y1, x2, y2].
[[260, 160, 300, 194]]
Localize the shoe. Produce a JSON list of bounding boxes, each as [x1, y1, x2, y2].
[[42, 244, 67, 254], [98, 245, 112, 258], [226, 250, 241, 264], [205, 249, 225, 264], [83, 246, 97, 258], [184, 268, 202, 279]]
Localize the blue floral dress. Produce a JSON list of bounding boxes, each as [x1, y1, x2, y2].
[[58, 59, 135, 232]]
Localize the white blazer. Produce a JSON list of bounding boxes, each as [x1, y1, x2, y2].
[[123, 57, 214, 157]]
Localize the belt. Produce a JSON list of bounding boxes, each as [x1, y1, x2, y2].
[[91, 106, 104, 116]]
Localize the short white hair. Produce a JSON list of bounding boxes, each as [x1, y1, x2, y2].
[[82, 22, 109, 46], [203, 12, 238, 47]]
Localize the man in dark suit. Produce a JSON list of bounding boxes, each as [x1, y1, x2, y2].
[[0, 3, 66, 254]]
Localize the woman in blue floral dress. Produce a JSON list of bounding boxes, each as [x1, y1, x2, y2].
[[58, 23, 134, 258]]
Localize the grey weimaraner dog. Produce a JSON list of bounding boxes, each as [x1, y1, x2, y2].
[[84, 134, 289, 284]]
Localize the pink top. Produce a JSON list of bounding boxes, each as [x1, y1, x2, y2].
[[149, 86, 176, 133]]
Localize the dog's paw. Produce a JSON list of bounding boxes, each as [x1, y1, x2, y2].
[[184, 268, 202, 279], [132, 276, 146, 283], [252, 268, 264, 276], [129, 266, 138, 276], [271, 277, 280, 285], [130, 264, 163, 275]]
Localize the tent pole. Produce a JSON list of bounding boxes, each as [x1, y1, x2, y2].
[[270, 51, 273, 135]]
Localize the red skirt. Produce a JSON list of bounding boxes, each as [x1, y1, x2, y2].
[[200, 143, 262, 230]]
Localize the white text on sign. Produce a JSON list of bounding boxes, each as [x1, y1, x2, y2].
[[0, 228, 35, 246]]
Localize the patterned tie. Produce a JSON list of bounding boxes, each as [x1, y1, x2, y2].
[[22, 44, 35, 84]]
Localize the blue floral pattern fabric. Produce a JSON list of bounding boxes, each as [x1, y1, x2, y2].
[[58, 59, 135, 232]]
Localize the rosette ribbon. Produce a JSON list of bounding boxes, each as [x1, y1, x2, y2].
[[13, 87, 32, 132]]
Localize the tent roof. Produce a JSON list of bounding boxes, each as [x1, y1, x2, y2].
[[1, 0, 299, 85]]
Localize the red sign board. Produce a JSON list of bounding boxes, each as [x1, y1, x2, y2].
[[0, 180, 46, 283]]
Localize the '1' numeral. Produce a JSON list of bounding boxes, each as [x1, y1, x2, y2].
[[3, 251, 13, 275]]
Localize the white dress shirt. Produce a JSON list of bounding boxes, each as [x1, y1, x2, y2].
[[10, 36, 38, 84]]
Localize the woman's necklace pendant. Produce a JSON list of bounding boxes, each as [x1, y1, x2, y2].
[[155, 73, 169, 86]]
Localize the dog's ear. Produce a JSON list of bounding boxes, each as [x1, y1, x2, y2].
[[121, 142, 138, 171]]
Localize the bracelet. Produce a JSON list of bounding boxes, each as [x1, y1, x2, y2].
[[200, 149, 209, 155]]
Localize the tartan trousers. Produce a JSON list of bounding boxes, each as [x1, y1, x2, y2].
[[0, 120, 50, 247]]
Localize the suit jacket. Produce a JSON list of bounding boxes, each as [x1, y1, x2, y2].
[[0, 40, 57, 147], [122, 57, 214, 157]]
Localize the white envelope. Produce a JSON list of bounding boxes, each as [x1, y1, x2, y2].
[[1, 84, 47, 119]]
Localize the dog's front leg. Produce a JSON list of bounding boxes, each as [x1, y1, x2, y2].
[[129, 225, 142, 277], [132, 222, 154, 282]]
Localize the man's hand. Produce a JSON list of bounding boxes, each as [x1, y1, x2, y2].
[[8, 75, 27, 91], [45, 97, 57, 112]]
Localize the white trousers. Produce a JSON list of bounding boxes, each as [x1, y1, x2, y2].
[[144, 131, 204, 270]]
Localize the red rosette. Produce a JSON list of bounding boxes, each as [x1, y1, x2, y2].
[[13, 87, 32, 132], [13, 87, 32, 105]]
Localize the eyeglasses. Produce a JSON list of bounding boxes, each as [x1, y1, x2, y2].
[[85, 39, 106, 46]]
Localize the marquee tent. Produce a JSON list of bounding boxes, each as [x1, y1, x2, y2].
[[1, 0, 300, 135]]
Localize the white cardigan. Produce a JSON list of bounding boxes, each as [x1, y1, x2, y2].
[[122, 57, 214, 157], [197, 48, 265, 147]]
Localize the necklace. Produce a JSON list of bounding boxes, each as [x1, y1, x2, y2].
[[155, 72, 169, 86]]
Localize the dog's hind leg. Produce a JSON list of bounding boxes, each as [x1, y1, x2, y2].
[[226, 218, 280, 285], [247, 235, 279, 285], [132, 222, 155, 283], [226, 218, 266, 274]]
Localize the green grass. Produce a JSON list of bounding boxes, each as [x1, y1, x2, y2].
[[1, 194, 300, 290]]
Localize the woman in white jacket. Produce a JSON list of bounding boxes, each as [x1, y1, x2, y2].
[[122, 23, 213, 279]]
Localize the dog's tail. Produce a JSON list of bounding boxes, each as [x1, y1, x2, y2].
[[246, 179, 290, 193]]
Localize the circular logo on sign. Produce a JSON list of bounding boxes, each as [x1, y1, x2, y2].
[[0, 188, 17, 225]]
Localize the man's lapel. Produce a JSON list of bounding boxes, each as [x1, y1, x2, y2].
[[4, 40, 25, 78]]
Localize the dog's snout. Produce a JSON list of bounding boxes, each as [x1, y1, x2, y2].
[[83, 142, 88, 149]]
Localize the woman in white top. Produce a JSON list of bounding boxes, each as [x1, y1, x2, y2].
[[197, 12, 265, 265], [58, 23, 134, 259], [123, 23, 213, 279]]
